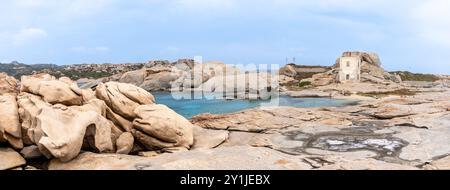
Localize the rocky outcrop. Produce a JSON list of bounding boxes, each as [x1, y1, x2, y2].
[[0, 72, 197, 166], [95, 81, 194, 151], [132, 104, 194, 150]]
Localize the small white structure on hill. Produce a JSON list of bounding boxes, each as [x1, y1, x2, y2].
[[337, 52, 361, 82]]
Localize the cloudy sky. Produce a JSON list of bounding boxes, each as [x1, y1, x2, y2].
[[0, 0, 449, 74]]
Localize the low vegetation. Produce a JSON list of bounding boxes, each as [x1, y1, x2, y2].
[[298, 81, 312, 88], [390, 71, 440, 82], [357, 89, 417, 98]]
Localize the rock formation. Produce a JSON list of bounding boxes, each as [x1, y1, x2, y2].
[[132, 104, 194, 151], [0, 73, 196, 167]]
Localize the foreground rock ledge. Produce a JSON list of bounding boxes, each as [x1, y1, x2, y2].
[[48, 146, 417, 170]]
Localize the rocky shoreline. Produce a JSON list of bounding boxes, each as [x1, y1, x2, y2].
[[2, 50, 450, 170], [2, 71, 449, 170]]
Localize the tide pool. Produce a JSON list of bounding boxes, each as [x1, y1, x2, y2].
[[153, 92, 358, 119]]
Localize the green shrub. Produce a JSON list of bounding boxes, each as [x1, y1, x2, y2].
[[390, 71, 440, 82], [298, 81, 312, 88]]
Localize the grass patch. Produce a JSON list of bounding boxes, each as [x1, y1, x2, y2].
[[298, 81, 312, 88], [357, 89, 417, 98]]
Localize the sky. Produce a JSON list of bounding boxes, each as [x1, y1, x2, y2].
[[0, 0, 449, 74]]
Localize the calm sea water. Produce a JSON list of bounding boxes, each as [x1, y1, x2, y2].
[[153, 92, 358, 119]]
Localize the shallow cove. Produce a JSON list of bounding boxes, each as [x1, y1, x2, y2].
[[152, 92, 359, 119]]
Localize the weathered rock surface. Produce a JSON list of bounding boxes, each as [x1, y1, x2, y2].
[[132, 104, 194, 150], [0, 148, 26, 170]]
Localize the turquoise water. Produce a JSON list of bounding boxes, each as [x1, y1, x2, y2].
[[153, 92, 358, 119]]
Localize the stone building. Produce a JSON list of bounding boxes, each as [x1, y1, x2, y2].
[[337, 52, 362, 82]]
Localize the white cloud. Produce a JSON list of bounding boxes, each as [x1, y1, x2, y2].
[[12, 28, 48, 46]]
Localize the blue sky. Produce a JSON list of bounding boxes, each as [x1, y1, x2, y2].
[[0, 0, 449, 74]]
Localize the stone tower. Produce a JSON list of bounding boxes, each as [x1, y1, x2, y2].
[[337, 52, 362, 82]]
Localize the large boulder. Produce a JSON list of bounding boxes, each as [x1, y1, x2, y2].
[[0, 72, 18, 95], [132, 104, 194, 150], [17, 92, 114, 162], [34, 105, 114, 162], [95, 82, 155, 120], [20, 75, 83, 106], [0, 94, 23, 149]]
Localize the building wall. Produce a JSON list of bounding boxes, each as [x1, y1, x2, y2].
[[338, 57, 361, 82]]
